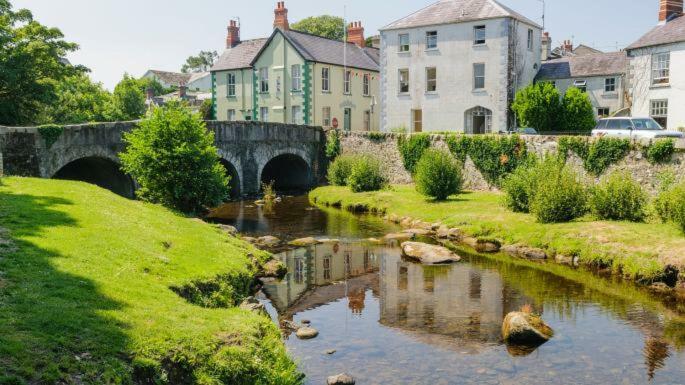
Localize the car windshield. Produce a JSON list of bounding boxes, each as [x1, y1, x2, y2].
[[632, 118, 662, 130]]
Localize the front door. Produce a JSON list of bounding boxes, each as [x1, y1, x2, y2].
[[473, 115, 486, 134], [412, 109, 422, 132], [344, 108, 352, 131]]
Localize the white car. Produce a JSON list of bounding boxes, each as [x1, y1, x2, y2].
[[591, 117, 684, 139]]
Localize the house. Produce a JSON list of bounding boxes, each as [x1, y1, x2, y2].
[[626, 0, 685, 129], [379, 0, 542, 133], [211, 2, 381, 131], [536, 51, 627, 118], [141, 70, 211, 92]]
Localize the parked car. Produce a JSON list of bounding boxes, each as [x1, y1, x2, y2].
[[591, 117, 684, 139], [499, 127, 538, 135]]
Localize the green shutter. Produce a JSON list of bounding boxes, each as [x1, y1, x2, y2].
[[303, 61, 312, 125], [252, 69, 258, 121], [211, 72, 217, 120]]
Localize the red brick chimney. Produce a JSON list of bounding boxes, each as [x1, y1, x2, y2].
[[562, 39, 573, 53], [660, 0, 683, 22], [347, 21, 365, 47], [273, 1, 289, 30], [226, 20, 240, 48]]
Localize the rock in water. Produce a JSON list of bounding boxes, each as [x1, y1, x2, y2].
[[239, 297, 265, 314], [256, 235, 281, 248], [295, 327, 319, 339], [327, 373, 355, 385], [502, 311, 554, 346], [288, 237, 321, 247], [383, 232, 414, 242], [400, 242, 461, 264]]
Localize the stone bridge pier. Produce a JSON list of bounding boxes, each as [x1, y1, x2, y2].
[[0, 121, 327, 198]]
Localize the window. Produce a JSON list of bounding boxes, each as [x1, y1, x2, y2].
[[399, 69, 409, 93], [426, 67, 437, 92], [227, 109, 236, 121], [227, 73, 236, 97], [527, 29, 533, 50], [651, 99, 668, 127], [474, 25, 486, 45], [473, 63, 485, 89], [364, 110, 371, 131], [276, 76, 281, 93], [597, 107, 610, 117], [322, 107, 331, 126], [605, 77, 616, 92], [259, 106, 269, 122], [321, 67, 330, 92], [343, 70, 351, 94], [399, 33, 409, 52], [652, 53, 670, 85], [291, 64, 301, 91], [574, 79, 587, 92], [291, 105, 301, 124], [363, 73, 370, 96], [294, 258, 304, 284], [426, 31, 437, 49], [259, 67, 269, 93], [323, 256, 331, 281]]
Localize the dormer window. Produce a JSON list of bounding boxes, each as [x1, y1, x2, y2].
[[474, 26, 486, 45]]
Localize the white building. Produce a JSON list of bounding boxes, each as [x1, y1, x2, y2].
[[379, 0, 542, 133], [536, 51, 628, 118], [626, 0, 685, 129], [141, 70, 212, 92]]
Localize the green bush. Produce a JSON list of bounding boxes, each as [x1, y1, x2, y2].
[[589, 171, 647, 222], [414, 148, 463, 200], [529, 160, 588, 223], [646, 139, 675, 164], [501, 155, 540, 213], [559, 136, 631, 175], [445, 134, 528, 186], [327, 154, 358, 186], [348, 155, 387, 193], [397, 134, 432, 174], [120, 102, 229, 213], [561, 87, 596, 133], [655, 182, 685, 227], [511, 82, 562, 132], [325, 130, 341, 159]]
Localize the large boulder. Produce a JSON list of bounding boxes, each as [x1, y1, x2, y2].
[[289, 237, 321, 247], [401, 242, 461, 264], [327, 373, 355, 385], [502, 311, 554, 346], [256, 235, 281, 248], [383, 232, 414, 242], [502, 245, 548, 260], [295, 326, 319, 339], [402, 228, 433, 236]]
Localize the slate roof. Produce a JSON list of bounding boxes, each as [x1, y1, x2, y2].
[[147, 70, 192, 85], [536, 51, 627, 81], [626, 15, 685, 50], [381, 0, 541, 31], [211, 38, 268, 71]]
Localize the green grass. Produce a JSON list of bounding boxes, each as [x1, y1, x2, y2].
[[0, 177, 300, 385], [310, 185, 685, 282]]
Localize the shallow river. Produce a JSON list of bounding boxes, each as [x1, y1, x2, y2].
[[209, 196, 685, 385]]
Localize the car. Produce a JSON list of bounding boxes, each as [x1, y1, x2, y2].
[[591, 117, 684, 139], [499, 127, 538, 135]]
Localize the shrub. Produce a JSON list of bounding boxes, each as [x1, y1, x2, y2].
[[655, 183, 685, 227], [561, 87, 596, 133], [501, 155, 540, 213], [445, 134, 528, 186], [325, 130, 341, 159], [646, 139, 675, 164], [327, 154, 358, 186], [120, 102, 229, 213], [589, 171, 647, 222], [511, 82, 562, 133], [414, 148, 463, 200], [529, 160, 588, 223], [397, 134, 432, 173], [347, 155, 387, 193]]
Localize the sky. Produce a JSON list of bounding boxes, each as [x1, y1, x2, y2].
[[13, 0, 660, 90]]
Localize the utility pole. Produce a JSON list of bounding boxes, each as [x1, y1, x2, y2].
[[537, 0, 545, 31]]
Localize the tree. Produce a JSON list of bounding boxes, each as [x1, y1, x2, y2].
[[0, 0, 84, 125], [120, 102, 229, 213], [511, 82, 562, 132], [40, 73, 114, 124], [291, 15, 345, 40], [111, 74, 147, 121], [138, 77, 176, 97], [181, 50, 218, 73], [561, 87, 596, 132]]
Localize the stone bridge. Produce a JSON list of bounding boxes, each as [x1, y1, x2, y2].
[[0, 121, 327, 198]]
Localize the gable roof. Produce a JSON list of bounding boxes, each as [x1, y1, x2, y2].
[[626, 15, 685, 50], [211, 38, 268, 72], [251, 28, 380, 72], [536, 51, 627, 81], [573, 44, 602, 56], [381, 0, 541, 31], [145, 70, 192, 86]]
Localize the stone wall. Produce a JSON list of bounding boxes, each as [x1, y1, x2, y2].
[[339, 132, 685, 195]]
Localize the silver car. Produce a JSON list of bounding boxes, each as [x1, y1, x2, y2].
[[591, 117, 684, 139]]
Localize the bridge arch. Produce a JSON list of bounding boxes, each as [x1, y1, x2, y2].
[[218, 158, 241, 199], [52, 156, 135, 198], [259, 150, 312, 193]]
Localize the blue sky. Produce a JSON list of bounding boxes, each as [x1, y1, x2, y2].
[[14, 0, 659, 90]]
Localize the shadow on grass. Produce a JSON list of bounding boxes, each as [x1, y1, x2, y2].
[[0, 192, 129, 384]]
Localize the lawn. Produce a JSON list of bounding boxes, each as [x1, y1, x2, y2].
[[310, 185, 685, 282], [0, 177, 300, 384]]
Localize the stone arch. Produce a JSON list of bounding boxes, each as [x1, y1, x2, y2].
[[52, 156, 135, 198], [259, 151, 312, 193], [218, 158, 241, 199], [464, 106, 492, 134]]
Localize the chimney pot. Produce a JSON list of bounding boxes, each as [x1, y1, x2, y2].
[[347, 20, 365, 47], [274, 1, 289, 30], [226, 19, 240, 48], [660, 0, 683, 21]]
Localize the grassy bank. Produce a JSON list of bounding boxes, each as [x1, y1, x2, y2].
[[310, 185, 685, 282], [0, 177, 300, 384]]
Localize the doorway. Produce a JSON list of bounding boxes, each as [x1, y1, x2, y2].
[[344, 108, 352, 131], [412, 109, 422, 132]]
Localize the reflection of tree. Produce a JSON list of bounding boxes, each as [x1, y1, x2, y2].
[[644, 336, 670, 381]]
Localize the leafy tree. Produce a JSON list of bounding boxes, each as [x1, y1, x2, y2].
[[138, 77, 176, 97], [0, 0, 85, 125], [181, 50, 218, 73], [561, 87, 596, 132], [291, 15, 345, 40], [40, 73, 114, 124], [511, 82, 562, 133], [199, 99, 213, 120], [120, 102, 229, 213], [110, 74, 147, 120]]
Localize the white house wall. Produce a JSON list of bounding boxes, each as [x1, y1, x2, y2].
[[552, 76, 624, 117]]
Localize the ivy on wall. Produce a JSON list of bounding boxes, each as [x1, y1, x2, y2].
[[37, 124, 64, 149], [558, 136, 631, 176], [397, 134, 431, 174], [445, 135, 528, 186]]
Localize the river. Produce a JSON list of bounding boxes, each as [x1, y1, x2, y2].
[[208, 196, 685, 385]]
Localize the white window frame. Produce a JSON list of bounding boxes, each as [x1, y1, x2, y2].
[[652, 52, 670, 85], [321, 67, 330, 92], [227, 109, 236, 121], [259, 106, 269, 122], [398, 69, 409, 94], [605, 77, 616, 93], [651, 99, 668, 119], [291, 105, 301, 124], [527, 29, 533, 50], [426, 67, 437, 93], [343, 70, 351, 94], [259, 67, 269, 93], [227, 73, 236, 97], [322, 106, 331, 126], [474, 26, 486, 45], [426, 31, 437, 50], [291, 64, 301, 91], [574, 79, 587, 92], [363, 73, 370, 96], [473, 63, 485, 90], [597, 107, 610, 117], [399, 33, 410, 52]]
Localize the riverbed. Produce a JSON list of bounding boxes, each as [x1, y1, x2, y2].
[[209, 196, 685, 385]]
